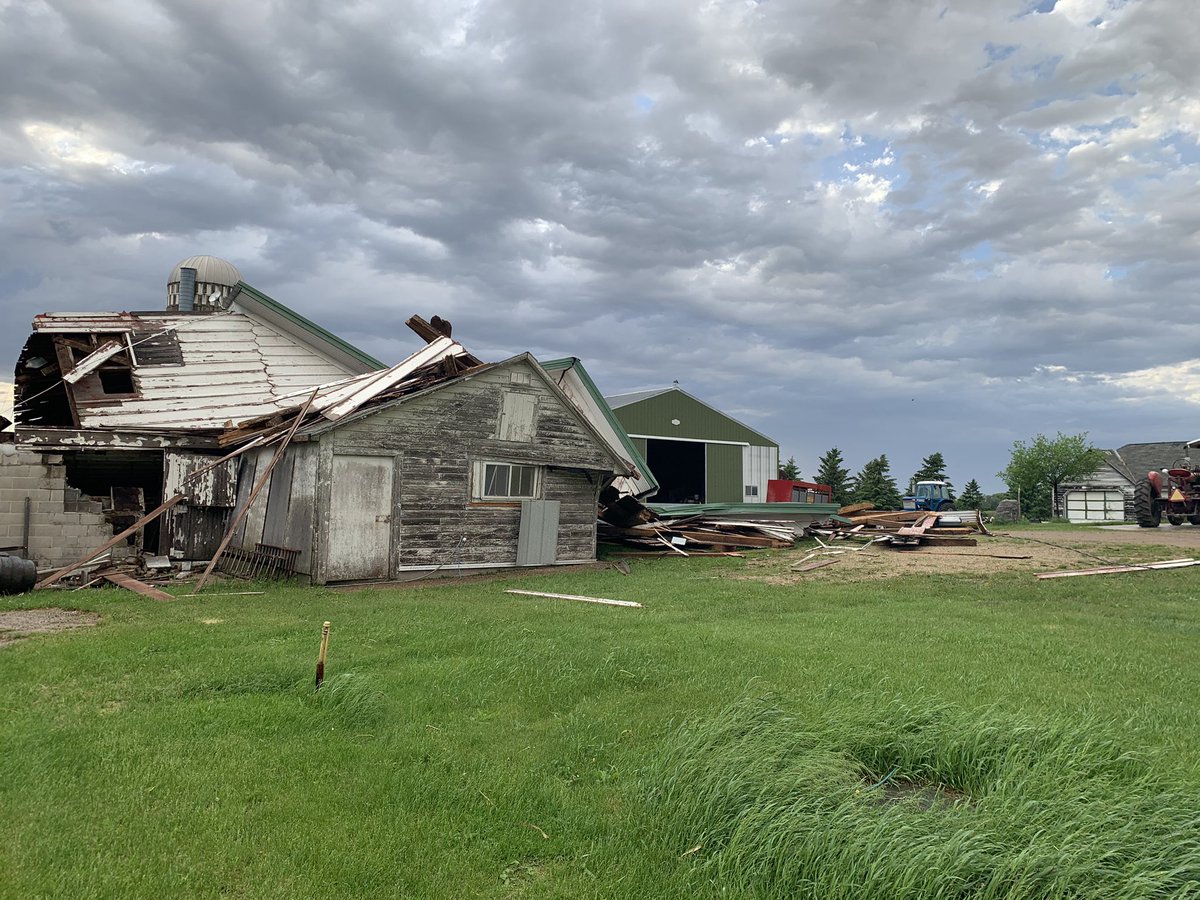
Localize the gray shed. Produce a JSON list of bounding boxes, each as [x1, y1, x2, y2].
[[229, 353, 631, 583]]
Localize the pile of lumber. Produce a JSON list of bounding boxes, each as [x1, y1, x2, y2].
[[598, 515, 795, 555], [598, 491, 796, 555], [809, 506, 990, 549]]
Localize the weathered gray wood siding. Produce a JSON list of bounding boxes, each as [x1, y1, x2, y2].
[[228, 442, 320, 574], [311, 361, 611, 579], [161, 451, 238, 559]]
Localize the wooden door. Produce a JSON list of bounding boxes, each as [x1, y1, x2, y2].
[[326, 454, 394, 581]]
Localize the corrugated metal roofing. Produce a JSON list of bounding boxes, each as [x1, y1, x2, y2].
[[31, 310, 365, 430]]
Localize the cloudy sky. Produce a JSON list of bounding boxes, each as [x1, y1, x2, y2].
[[2, 0, 1198, 491]]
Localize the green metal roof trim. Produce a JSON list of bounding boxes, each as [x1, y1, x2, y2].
[[540, 357, 659, 494], [234, 281, 386, 370], [650, 502, 839, 518]]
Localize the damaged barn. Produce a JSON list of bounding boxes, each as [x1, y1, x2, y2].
[[5, 257, 648, 585]]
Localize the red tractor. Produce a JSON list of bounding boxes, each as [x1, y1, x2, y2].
[[1134, 440, 1200, 527]]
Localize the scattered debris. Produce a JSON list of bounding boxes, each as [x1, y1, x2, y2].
[[599, 495, 795, 554], [504, 589, 643, 609], [806, 505, 990, 551]]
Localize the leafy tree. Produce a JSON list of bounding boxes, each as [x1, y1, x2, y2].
[[779, 456, 801, 480], [998, 432, 1104, 519], [815, 447, 852, 506], [958, 479, 984, 510], [851, 454, 903, 510], [911, 451, 954, 500]]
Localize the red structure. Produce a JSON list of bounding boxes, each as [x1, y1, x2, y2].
[[767, 479, 833, 504]]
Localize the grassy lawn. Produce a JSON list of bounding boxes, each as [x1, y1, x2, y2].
[[2, 548, 1199, 898]]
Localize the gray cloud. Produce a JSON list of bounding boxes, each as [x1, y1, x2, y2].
[[2, 0, 1199, 488]]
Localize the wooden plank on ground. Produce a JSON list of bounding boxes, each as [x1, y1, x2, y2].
[[504, 589, 643, 608], [100, 571, 174, 602], [790, 558, 840, 573], [1036, 558, 1198, 579]]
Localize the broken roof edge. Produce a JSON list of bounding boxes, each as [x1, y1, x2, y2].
[[231, 281, 386, 373], [297, 353, 636, 477], [541, 357, 659, 497]]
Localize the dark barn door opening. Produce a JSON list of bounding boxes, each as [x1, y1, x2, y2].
[[646, 439, 705, 503]]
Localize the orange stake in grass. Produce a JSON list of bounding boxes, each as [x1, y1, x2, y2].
[[315, 621, 331, 689]]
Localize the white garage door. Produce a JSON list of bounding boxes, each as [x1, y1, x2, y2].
[[1064, 490, 1125, 523]]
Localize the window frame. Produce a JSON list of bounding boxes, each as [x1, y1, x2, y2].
[[472, 460, 542, 502]]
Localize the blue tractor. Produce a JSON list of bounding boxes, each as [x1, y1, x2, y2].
[[902, 480, 955, 512]]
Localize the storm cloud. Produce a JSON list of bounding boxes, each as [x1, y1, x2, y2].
[[2, 0, 1198, 488]]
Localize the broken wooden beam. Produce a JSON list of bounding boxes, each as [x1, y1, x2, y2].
[[194, 388, 319, 593], [100, 571, 174, 602]]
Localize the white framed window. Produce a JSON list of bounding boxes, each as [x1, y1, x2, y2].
[[473, 461, 540, 500]]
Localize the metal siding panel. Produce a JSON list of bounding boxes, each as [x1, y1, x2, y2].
[[517, 500, 560, 565], [740, 445, 775, 502], [706, 443, 744, 503]]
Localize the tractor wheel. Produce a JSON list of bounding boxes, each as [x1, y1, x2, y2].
[[1167, 514, 1185, 526], [941, 503, 956, 512], [1190, 514, 1200, 526], [1133, 478, 1161, 528]]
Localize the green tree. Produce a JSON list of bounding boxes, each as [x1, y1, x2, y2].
[[815, 447, 852, 506], [910, 451, 954, 499], [958, 479, 984, 510], [998, 432, 1104, 519], [852, 454, 903, 510], [778, 456, 801, 480]]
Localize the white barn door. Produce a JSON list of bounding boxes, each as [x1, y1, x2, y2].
[[326, 454, 393, 581]]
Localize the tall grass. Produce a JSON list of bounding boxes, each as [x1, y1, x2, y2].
[[649, 694, 1200, 899]]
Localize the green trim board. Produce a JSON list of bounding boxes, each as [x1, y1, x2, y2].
[[232, 281, 386, 372]]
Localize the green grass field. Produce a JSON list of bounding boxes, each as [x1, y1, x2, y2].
[[2, 549, 1199, 898]]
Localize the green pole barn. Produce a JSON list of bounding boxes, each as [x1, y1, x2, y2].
[[604, 386, 779, 504]]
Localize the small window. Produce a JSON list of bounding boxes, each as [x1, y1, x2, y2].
[[476, 462, 540, 500], [744, 484, 759, 497]]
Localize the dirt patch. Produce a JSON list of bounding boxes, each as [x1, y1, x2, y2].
[[1005, 525, 1200, 548], [0, 608, 100, 646], [742, 531, 1192, 584]]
